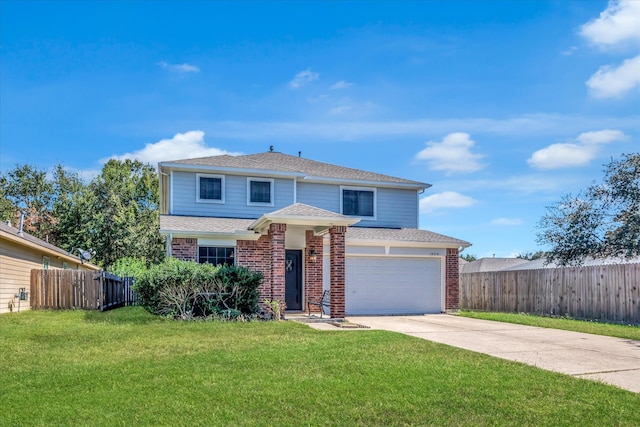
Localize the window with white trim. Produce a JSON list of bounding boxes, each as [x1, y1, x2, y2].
[[43, 257, 50, 270], [341, 186, 376, 217], [198, 247, 235, 266], [247, 178, 274, 206], [197, 174, 225, 203]]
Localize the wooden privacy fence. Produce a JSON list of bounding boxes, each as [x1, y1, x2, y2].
[[30, 270, 137, 311], [459, 263, 640, 325]]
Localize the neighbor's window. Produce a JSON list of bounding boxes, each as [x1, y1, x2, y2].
[[342, 187, 376, 217], [197, 174, 225, 203], [43, 257, 50, 270], [247, 178, 274, 205], [198, 247, 235, 266]]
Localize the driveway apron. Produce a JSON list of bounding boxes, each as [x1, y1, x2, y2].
[[350, 314, 640, 393]]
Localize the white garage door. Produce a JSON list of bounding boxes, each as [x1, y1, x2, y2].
[[345, 256, 442, 315]]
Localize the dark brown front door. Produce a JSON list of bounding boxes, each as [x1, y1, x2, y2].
[[285, 250, 302, 310]]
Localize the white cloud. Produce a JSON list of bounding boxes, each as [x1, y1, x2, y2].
[[330, 80, 354, 90], [561, 46, 578, 56], [419, 191, 477, 214], [575, 129, 627, 144], [528, 129, 626, 169], [491, 218, 523, 226], [289, 69, 319, 89], [580, 0, 640, 47], [586, 55, 640, 98], [106, 131, 239, 166], [158, 61, 200, 73], [414, 132, 485, 174]]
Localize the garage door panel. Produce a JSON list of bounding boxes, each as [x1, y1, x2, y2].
[[346, 257, 441, 315]]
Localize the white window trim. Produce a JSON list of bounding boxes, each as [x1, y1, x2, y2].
[[340, 185, 377, 220], [247, 177, 275, 207], [196, 173, 225, 204]]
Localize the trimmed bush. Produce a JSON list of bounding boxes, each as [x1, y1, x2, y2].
[[133, 259, 262, 319]]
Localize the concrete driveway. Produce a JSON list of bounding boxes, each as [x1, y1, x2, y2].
[[347, 315, 640, 393]]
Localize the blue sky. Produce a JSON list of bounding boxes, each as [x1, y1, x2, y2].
[[1, 0, 639, 258]]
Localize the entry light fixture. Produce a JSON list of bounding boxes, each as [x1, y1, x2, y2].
[[309, 249, 317, 263]]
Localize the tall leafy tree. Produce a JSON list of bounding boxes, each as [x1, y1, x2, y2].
[[82, 159, 165, 267], [537, 153, 640, 265], [0, 164, 55, 240]]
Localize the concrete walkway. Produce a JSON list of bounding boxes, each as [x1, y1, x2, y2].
[[305, 314, 640, 393]]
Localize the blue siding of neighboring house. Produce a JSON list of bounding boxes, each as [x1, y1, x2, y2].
[[297, 182, 418, 228], [171, 172, 295, 218]]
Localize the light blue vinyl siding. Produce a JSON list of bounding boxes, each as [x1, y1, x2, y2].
[[297, 182, 418, 228], [171, 172, 295, 218]]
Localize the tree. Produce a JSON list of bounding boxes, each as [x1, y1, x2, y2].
[[0, 164, 55, 240], [81, 159, 165, 267], [537, 153, 640, 265], [460, 253, 477, 262], [516, 251, 548, 261]]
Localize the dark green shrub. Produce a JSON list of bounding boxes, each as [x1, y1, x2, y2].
[[133, 259, 262, 319]]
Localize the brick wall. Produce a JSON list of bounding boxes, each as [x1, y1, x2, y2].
[[171, 238, 197, 262], [329, 226, 346, 318], [445, 247, 459, 310], [269, 223, 286, 307], [236, 236, 271, 303], [305, 230, 323, 313]]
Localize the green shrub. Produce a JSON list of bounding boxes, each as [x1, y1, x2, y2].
[[133, 259, 262, 319], [109, 257, 148, 279]]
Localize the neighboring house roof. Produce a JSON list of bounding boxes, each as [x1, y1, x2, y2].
[[499, 256, 640, 271], [0, 221, 100, 269], [461, 257, 530, 273], [161, 151, 429, 189]]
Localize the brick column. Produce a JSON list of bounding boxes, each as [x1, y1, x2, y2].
[[445, 248, 459, 311], [329, 226, 346, 318], [171, 238, 197, 262], [305, 230, 324, 313], [270, 223, 286, 306]]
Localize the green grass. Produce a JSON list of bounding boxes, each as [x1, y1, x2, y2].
[[459, 310, 640, 341], [1, 308, 639, 426]]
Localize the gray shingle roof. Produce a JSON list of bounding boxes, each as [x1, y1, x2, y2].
[[159, 214, 469, 247], [165, 151, 428, 187], [160, 215, 256, 234], [267, 203, 348, 218], [346, 227, 470, 246]]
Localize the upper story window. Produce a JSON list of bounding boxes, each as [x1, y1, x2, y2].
[[43, 257, 50, 270], [247, 178, 274, 206], [197, 174, 225, 203], [341, 186, 376, 218]]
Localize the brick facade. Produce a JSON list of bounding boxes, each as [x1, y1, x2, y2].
[[445, 247, 459, 310], [329, 226, 346, 318], [236, 236, 271, 304], [304, 230, 324, 314], [171, 229, 457, 316], [171, 238, 197, 262], [269, 223, 286, 307]]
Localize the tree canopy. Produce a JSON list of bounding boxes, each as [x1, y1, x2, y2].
[[537, 153, 640, 266], [0, 160, 164, 268]]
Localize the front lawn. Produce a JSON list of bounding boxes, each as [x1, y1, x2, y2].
[[1, 308, 638, 426], [459, 310, 640, 341]]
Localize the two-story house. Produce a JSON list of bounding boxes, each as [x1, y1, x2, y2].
[[158, 150, 470, 318]]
